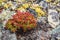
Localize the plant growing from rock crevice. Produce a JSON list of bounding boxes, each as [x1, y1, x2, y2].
[[5, 11, 37, 32]]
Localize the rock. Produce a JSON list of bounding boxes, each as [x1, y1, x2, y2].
[[48, 9, 59, 28]]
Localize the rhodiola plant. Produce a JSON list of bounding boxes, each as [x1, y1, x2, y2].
[[5, 11, 37, 32]]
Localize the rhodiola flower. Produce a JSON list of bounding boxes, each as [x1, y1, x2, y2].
[[5, 11, 37, 32]]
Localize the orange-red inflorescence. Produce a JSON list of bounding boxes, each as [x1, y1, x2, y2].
[[5, 11, 37, 32]]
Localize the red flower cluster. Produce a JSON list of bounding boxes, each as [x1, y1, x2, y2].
[[5, 11, 37, 32]]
